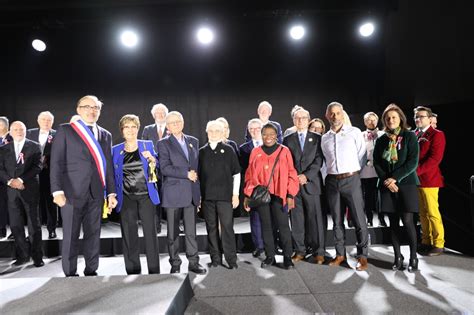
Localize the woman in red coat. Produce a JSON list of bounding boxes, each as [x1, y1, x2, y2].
[[244, 123, 299, 269]]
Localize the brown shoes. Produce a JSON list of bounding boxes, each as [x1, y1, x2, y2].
[[313, 255, 325, 265], [328, 255, 346, 266], [427, 247, 444, 256], [292, 254, 305, 262], [356, 257, 368, 271]]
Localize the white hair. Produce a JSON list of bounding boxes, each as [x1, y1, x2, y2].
[[363, 111, 379, 122], [150, 103, 169, 117], [38, 111, 54, 120], [258, 101, 272, 111], [206, 120, 225, 132], [247, 118, 263, 128], [165, 111, 184, 123]]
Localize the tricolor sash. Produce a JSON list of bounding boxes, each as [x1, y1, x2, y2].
[[70, 120, 107, 190]]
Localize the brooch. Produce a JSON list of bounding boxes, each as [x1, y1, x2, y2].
[[220, 149, 225, 153], [189, 143, 193, 148], [309, 138, 313, 142]]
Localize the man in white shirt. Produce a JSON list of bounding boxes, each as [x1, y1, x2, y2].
[[27, 111, 58, 239], [321, 102, 369, 271]]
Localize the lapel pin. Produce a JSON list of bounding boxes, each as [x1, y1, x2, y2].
[[309, 138, 313, 142]]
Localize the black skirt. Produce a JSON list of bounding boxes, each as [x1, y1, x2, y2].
[[379, 184, 419, 213]]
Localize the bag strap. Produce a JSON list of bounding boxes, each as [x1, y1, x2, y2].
[[265, 146, 283, 188]]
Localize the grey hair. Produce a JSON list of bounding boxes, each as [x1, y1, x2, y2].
[[150, 103, 169, 116]]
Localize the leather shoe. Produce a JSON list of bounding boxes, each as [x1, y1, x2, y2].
[[392, 255, 404, 271], [417, 243, 432, 254], [84, 270, 98, 276], [210, 260, 221, 268], [49, 230, 57, 239], [261, 256, 276, 268], [356, 257, 368, 271], [408, 258, 419, 272], [283, 256, 295, 269], [170, 266, 180, 274], [328, 255, 346, 266], [228, 262, 238, 269], [13, 257, 30, 266], [313, 255, 325, 265], [7, 233, 14, 240], [0, 228, 6, 239], [188, 263, 207, 274], [292, 254, 305, 263], [66, 273, 79, 277], [252, 248, 264, 258], [427, 247, 444, 256], [33, 259, 45, 267]]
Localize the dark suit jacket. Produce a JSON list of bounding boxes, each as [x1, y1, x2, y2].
[[283, 131, 323, 195], [238, 140, 255, 173], [373, 129, 420, 187], [244, 120, 283, 143], [142, 123, 168, 151], [0, 139, 42, 200], [50, 123, 116, 200], [26, 128, 56, 169], [157, 134, 200, 208]]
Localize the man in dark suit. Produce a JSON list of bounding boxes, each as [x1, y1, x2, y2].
[[0, 121, 43, 266], [157, 111, 206, 274], [283, 108, 326, 264], [142, 103, 169, 233], [239, 118, 265, 257], [50, 95, 117, 277], [26, 111, 58, 239], [244, 101, 283, 143], [0, 116, 12, 239]]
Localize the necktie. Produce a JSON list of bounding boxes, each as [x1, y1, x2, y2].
[[299, 133, 305, 151], [87, 125, 97, 140], [15, 142, 21, 160], [416, 129, 424, 139], [158, 126, 163, 139], [255, 140, 260, 147]]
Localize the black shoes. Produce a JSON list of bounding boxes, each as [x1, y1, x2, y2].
[[33, 259, 45, 267], [379, 217, 388, 227], [283, 256, 295, 269], [188, 263, 207, 274], [367, 220, 373, 227], [66, 273, 79, 277], [84, 270, 98, 276], [0, 228, 6, 239], [228, 262, 238, 269], [49, 230, 57, 239], [408, 258, 419, 273], [252, 248, 264, 258], [170, 266, 180, 274], [13, 257, 30, 266], [261, 256, 276, 268], [7, 233, 14, 240], [427, 247, 444, 256], [210, 260, 221, 268], [392, 255, 404, 271]]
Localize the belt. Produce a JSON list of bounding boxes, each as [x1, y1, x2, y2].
[[328, 171, 359, 180]]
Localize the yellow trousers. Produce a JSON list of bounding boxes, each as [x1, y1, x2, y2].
[[418, 188, 445, 248]]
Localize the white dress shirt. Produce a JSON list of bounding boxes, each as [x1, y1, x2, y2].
[[360, 128, 384, 178], [321, 125, 366, 175]]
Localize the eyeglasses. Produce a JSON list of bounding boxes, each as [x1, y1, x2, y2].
[[78, 105, 101, 111], [414, 115, 428, 119], [294, 117, 310, 121], [167, 120, 183, 125]]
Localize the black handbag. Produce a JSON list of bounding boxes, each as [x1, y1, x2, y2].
[[247, 147, 283, 208]]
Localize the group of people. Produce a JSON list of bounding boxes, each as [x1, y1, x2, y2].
[[0, 96, 446, 276]]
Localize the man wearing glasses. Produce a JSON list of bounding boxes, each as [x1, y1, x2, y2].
[[50, 95, 117, 276], [413, 106, 446, 256]]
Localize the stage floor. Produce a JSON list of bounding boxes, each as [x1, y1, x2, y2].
[[1, 245, 473, 314]]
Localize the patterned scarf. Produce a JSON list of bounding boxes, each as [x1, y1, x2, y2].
[[382, 127, 401, 164]]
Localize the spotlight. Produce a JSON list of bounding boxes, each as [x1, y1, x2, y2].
[[359, 22, 375, 37], [289, 25, 305, 40], [32, 39, 46, 52], [120, 30, 138, 48], [196, 27, 214, 45]]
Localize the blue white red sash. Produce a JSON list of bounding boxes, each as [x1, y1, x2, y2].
[[70, 120, 107, 189]]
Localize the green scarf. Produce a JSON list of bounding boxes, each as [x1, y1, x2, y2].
[[382, 127, 401, 164]]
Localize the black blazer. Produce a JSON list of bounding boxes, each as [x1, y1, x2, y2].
[[238, 140, 255, 173], [142, 123, 167, 151], [0, 139, 42, 198], [50, 123, 116, 200], [26, 128, 56, 167], [283, 131, 323, 195]]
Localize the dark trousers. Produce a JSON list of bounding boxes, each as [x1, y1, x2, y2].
[[361, 177, 380, 222], [120, 194, 160, 274], [292, 189, 326, 256], [326, 174, 368, 258], [202, 200, 237, 264], [250, 208, 264, 250], [0, 183, 8, 229], [61, 196, 102, 276], [257, 195, 292, 258], [39, 170, 57, 232], [166, 206, 199, 268], [7, 187, 42, 260]]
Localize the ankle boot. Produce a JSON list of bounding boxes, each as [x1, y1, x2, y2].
[[408, 258, 418, 273], [283, 256, 295, 269], [392, 254, 404, 271]]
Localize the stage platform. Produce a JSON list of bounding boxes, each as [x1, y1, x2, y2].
[[1, 246, 473, 314]]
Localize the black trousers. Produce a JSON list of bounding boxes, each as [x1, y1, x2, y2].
[[39, 170, 57, 232], [326, 174, 368, 258], [0, 183, 8, 229], [202, 200, 237, 264], [7, 187, 42, 260], [61, 196, 102, 276], [165, 206, 199, 268], [292, 189, 326, 256], [120, 193, 160, 274], [257, 195, 292, 258], [361, 177, 378, 222]]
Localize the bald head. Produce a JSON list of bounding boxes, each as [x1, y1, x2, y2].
[[10, 121, 26, 141]]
